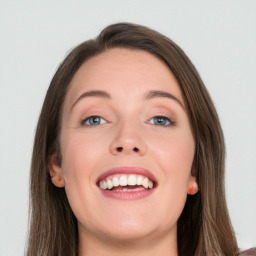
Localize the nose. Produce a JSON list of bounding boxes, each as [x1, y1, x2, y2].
[[109, 123, 147, 156]]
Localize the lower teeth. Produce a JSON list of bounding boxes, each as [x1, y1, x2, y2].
[[110, 186, 148, 192]]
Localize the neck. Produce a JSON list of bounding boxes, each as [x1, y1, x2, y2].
[[78, 228, 178, 256]]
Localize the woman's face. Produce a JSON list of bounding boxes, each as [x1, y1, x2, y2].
[[51, 48, 197, 244]]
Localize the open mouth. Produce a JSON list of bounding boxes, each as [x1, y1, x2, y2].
[[96, 167, 157, 199], [98, 174, 155, 191]]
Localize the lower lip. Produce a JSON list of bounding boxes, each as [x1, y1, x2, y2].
[[99, 187, 155, 200]]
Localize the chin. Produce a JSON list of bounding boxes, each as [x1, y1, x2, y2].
[[101, 224, 157, 243], [95, 213, 174, 243]]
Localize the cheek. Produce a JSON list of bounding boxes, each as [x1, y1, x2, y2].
[[61, 132, 105, 171], [150, 129, 195, 177], [148, 130, 195, 219], [59, 132, 108, 221], [60, 132, 107, 196]]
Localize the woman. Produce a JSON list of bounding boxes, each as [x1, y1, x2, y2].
[[27, 23, 241, 255]]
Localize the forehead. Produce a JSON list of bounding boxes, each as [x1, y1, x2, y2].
[[64, 47, 184, 109]]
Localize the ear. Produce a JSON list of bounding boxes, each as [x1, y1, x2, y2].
[[48, 153, 65, 188], [187, 166, 198, 195]]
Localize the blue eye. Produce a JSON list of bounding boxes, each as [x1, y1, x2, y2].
[[82, 116, 107, 126], [148, 116, 175, 126]]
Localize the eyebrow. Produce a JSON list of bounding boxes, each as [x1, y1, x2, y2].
[[71, 89, 184, 111], [71, 90, 111, 110], [145, 90, 184, 109]]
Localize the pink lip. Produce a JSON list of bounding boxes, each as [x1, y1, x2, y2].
[[96, 166, 158, 184], [99, 188, 155, 200]]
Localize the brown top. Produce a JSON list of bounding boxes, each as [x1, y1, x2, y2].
[[239, 248, 256, 256]]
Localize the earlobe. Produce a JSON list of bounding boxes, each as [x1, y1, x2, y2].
[[187, 174, 198, 195], [48, 154, 65, 188]]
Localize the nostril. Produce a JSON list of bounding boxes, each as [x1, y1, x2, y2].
[[115, 147, 140, 153], [117, 147, 123, 152]]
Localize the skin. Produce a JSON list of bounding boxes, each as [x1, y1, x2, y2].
[[50, 48, 198, 256]]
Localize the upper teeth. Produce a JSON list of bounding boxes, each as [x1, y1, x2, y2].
[[99, 174, 154, 190]]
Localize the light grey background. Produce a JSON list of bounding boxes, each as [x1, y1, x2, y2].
[[0, 1, 255, 255]]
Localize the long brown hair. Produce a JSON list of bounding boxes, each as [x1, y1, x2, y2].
[[27, 23, 238, 255]]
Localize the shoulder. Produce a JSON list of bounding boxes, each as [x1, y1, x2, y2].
[[239, 248, 256, 256]]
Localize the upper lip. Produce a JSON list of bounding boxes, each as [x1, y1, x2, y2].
[[96, 166, 158, 184]]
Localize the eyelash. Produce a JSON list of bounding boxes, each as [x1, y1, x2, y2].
[[147, 115, 176, 127], [81, 116, 107, 126], [81, 115, 176, 127]]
